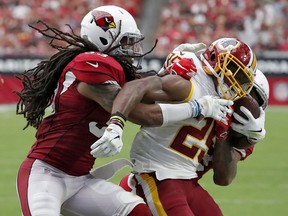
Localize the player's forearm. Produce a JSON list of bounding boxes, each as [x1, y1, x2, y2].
[[212, 139, 241, 186], [128, 103, 164, 126], [112, 76, 162, 117], [128, 101, 202, 127]]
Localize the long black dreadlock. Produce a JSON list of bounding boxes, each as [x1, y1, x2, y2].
[[15, 20, 157, 129]]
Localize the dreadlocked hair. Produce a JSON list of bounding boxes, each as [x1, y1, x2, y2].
[[14, 20, 101, 129], [15, 20, 157, 129]]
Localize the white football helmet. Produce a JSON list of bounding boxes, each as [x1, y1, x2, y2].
[[200, 38, 257, 101], [251, 69, 269, 109], [80, 5, 143, 56]]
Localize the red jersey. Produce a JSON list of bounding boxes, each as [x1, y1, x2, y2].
[[27, 52, 126, 176]]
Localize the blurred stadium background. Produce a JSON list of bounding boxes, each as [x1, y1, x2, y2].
[[0, 0, 288, 215], [1, 0, 288, 105]]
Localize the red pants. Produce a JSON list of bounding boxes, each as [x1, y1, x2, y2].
[[134, 173, 223, 216]]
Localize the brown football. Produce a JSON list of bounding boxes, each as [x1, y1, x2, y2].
[[230, 95, 260, 149], [232, 96, 260, 124]]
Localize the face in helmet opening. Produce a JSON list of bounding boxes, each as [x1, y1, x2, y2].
[[118, 33, 143, 56], [218, 54, 254, 100], [113, 33, 144, 70]]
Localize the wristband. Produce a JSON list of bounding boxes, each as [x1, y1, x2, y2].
[[159, 100, 201, 126], [246, 136, 257, 145], [232, 147, 247, 159], [110, 112, 127, 129], [190, 100, 201, 117]]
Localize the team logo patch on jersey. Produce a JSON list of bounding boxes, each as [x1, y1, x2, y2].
[[92, 11, 116, 31]]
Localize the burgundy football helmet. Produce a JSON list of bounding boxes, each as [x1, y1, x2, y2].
[[200, 38, 257, 101]]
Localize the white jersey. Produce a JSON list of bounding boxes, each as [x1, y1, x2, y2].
[[130, 54, 218, 181]]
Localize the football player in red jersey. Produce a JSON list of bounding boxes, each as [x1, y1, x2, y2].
[[94, 38, 265, 216], [15, 5, 155, 216], [15, 5, 234, 216]]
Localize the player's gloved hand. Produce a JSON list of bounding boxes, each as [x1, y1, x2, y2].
[[166, 58, 197, 80], [158, 42, 206, 77], [90, 123, 123, 158], [198, 95, 234, 123], [173, 42, 207, 56], [90, 112, 126, 158], [231, 107, 266, 143], [215, 106, 234, 140]]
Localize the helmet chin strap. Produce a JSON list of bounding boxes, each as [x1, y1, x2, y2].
[[217, 82, 233, 99], [218, 81, 239, 101], [217, 85, 225, 98], [135, 56, 143, 70], [200, 53, 219, 78]]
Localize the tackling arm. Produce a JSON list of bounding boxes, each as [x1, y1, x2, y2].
[[111, 74, 196, 117], [112, 74, 233, 126], [111, 76, 164, 118], [76, 77, 195, 127], [89, 75, 193, 158]]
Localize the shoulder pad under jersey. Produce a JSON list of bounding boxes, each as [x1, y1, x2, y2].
[[65, 52, 126, 86]]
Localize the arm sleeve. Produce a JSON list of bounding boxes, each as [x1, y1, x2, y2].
[[159, 100, 200, 126]]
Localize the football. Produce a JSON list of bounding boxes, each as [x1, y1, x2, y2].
[[230, 95, 260, 149], [232, 95, 260, 124]]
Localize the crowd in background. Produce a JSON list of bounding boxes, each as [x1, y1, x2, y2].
[[154, 0, 288, 56], [1, 0, 287, 57], [0, 0, 141, 56]]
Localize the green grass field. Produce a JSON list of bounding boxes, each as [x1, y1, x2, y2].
[[1, 105, 288, 215]]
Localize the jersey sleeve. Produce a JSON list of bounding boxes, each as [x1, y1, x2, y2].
[[233, 145, 254, 160], [184, 79, 194, 102], [65, 52, 126, 86]]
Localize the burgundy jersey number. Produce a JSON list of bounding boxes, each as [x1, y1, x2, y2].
[[169, 119, 214, 162]]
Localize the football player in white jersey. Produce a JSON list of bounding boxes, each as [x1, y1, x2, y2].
[[206, 68, 269, 186], [118, 68, 269, 216], [91, 38, 263, 216]]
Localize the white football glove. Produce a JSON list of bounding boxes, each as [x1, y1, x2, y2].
[[198, 95, 234, 124], [173, 42, 207, 56], [90, 123, 123, 158], [231, 106, 266, 143]]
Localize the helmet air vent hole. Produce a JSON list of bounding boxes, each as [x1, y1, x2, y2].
[[100, 37, 108, 45], [210, 50, 216, 61]]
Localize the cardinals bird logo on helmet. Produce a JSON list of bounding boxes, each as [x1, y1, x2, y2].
[[81, 5, 143, 56], [92, 11, 116, 31]]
